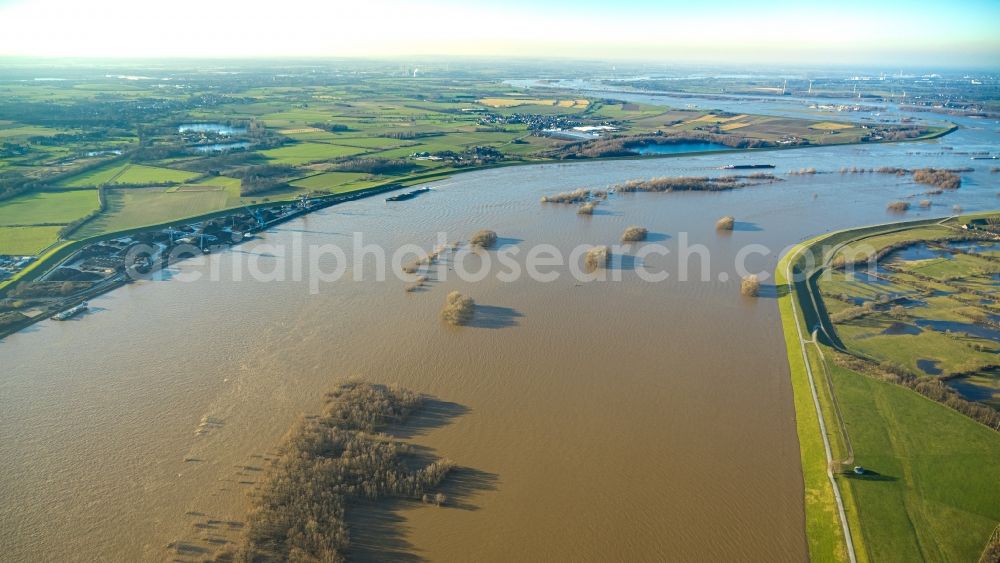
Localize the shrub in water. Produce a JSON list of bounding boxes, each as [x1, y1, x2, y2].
[[440, 291, 474, 326], [716, 215, 735, 230]]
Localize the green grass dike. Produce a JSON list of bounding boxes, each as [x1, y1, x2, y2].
[[777, 215, 1000, 563]]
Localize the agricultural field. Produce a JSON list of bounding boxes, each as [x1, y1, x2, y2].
[[0, 189, 99, 226], [0, 124, 66, 139], [259, 142, 369, 165], [57, 162, 131, 187], [833, 362, 1000, 563], [76, 185, 238, 237], [478, 97, 589, 108], [0, 225, 62, 255], [0, 65, 947, 259], [111, 164, 202, 185], [810, 121, 855, 131], [288, 171, 375, 192], [318, 136, 408, 149], [621, 108, 881, 144], [55, 162, 201, 187]]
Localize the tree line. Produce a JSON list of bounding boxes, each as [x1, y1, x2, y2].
[[232, 381, 455, 562]]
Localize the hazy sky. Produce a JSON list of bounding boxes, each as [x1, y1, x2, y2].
[[0, 0, 997, 66]]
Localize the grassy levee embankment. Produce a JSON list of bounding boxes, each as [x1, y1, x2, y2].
[[778, 215, 1000, 563], [777, 238, 856, 563]]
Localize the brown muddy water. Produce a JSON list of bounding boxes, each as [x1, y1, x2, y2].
[[2, 120, 999, 562]]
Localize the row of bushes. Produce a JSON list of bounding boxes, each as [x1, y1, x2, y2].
[[614, 174, 775, 193], [58, 184, 109, 239], [913, 168, 962, 190], [378, 131, 444, 140], [540, 188, 607, 204], [334, 158, 415, 175], [239, 165, 299, 196]]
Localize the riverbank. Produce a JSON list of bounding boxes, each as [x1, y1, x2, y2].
[[0, 123, 958, 320], [6, 123, 998, 560], [777, 236, 855, 563]]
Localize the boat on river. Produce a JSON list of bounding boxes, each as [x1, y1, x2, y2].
[[386, 187, 431, 202], [722, 164, 775, 169], [52, 302, 88, 321]]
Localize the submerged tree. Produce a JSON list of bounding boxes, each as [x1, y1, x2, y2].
[[716, 215, 735, 230], [621, 226, 648, 242], [740, 274, 761, 297], [913, 168, 961, 190], [441, 291, 474, 326], [540, 188, 592, 204], [584, 246, 610, 271], [470, 229, 498, 248]]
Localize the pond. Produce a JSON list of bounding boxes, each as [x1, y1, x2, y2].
[[886, 243, 953, 262], [916, 358, 942, 375], [914, 319, 1000, 341], [883, 322, 922, 336], [948, 370, 1000, 406], [948, 240, 997, 254], [850, 269, 894, 286], [631, 142, 731, 155]]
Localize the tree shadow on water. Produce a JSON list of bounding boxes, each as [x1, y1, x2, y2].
[[581, 207, 615, 217], [436, 466, 500, 511], [389, 399, 470, 440], [347, 498, 425, 563], [494, 236, 523, 247], [733, 221, 763, 232], [609, 254, 638, 271], [468, 304, 523, 329], [346, 466, 501, 562], [756, 284, 789, 299], [347, 397, 498, 562]]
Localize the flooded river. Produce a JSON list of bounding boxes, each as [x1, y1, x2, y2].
[[1, 97, 998, 561]]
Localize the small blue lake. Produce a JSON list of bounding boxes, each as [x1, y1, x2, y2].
[[949, 376, 998, 404], [916, 358, 942, 375], [882, 322, 922, 336], [850, 270, 893, 286], [914, 319, 1000, 341], [948, 240, 996, 253], [631, 142, 731, 155], [886, 243, 952, 262]]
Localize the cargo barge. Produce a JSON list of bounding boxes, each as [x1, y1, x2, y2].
[[52, 302, 88, 321], [386, 187, 431, 202], [721, 164, 775, 169]]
